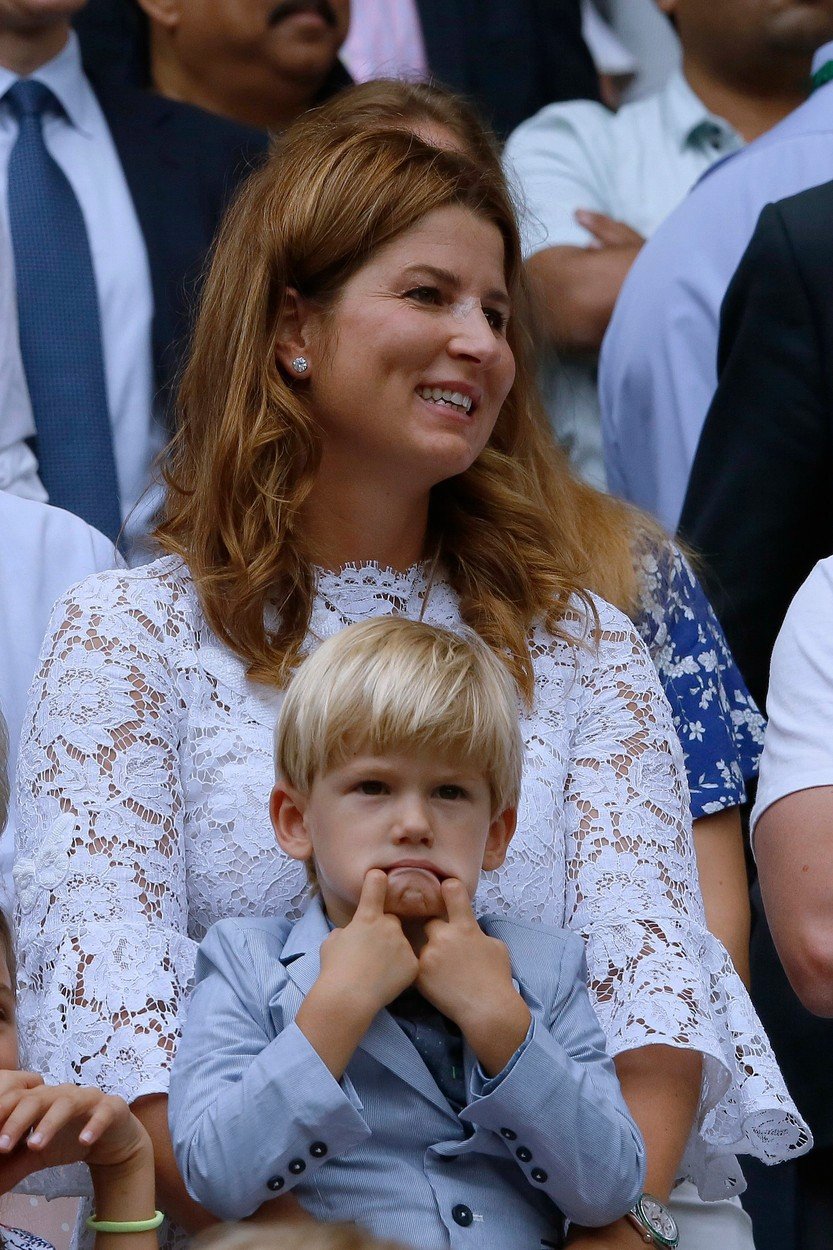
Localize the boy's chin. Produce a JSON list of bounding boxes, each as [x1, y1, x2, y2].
[[384, 868, 445, 920]]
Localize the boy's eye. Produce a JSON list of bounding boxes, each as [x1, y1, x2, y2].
[[436, 784, 467, 801], [357, 780, 388, 795]]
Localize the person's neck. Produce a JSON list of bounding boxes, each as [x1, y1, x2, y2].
[[150, 41, 318, 131], [302, 465, 432, 574], [0, 23, 69, 77], [682, 50, 810, 142]]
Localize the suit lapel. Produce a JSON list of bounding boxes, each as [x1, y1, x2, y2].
[[280, 900, 459, 1120]]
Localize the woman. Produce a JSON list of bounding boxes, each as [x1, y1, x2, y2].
[[305, 77, 761, 987], [15, 120, 805, 1249]]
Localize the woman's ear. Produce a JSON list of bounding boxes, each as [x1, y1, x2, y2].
[[270, 782, 314, 863], [275, 288, 317, 379], [481, 807, 517, 872]]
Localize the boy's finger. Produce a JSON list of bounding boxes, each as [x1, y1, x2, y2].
[[355, 869, 388, 917], [441, 877, 474, 923]]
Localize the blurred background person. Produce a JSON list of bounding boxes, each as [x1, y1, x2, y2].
[[600, 20, 833, 532], [677, 175, 833, 1250], [74, 0, 352, 131], [0, 0, 267, 555], [752, 555, 833, 1249], [505, 0, 833, 489]]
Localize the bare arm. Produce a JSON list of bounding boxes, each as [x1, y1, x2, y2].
[[527, 214, 644, 354], [692, 808, 751, 987], [566, 1045, 702, 1248], [756, 786, 833, 1016]]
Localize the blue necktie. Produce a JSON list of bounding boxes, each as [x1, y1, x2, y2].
[[5, 79, 122, 541]]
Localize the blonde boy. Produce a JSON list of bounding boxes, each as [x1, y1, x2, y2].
[[169, 619, 645, 1249]]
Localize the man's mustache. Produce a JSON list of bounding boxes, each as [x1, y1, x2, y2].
[[268, 0, 339, 27]]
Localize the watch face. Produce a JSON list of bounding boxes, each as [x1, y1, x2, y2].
[[640, 1195, 679, 1246]]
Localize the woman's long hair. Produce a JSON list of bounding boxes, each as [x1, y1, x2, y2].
[[155, 119, 598, 700]]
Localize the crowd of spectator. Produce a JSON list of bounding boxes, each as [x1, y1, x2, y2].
[[1, 4, 832, 1250]]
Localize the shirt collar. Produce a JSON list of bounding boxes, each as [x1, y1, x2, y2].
[[659, 67, 742, 153], [0, 31, 95, 137]]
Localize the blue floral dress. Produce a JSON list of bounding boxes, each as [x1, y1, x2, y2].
[[633, 541, 765, 818]]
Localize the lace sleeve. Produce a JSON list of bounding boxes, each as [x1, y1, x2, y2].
[[559, 603, 810, 1198], [14, 570, 198, 1109]]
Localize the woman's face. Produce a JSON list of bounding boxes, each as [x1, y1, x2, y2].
[[299, 205, 516, 493]]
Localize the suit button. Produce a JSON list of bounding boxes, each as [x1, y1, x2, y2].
[[452, 1204, 473, 1227], [500, 1127, 517, 1140], [309, 1142, 327, 1158], [266, 1176, 284, 1192], [531, 1168, 548, 1183], [288, 1159, 306, 1175], [516, 1146, 532, 1163]]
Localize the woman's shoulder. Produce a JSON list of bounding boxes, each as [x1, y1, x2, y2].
[[0, 1226, 56, 1250], [48, 553, 199, 631]]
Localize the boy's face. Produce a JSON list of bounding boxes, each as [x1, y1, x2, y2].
[[0, 952, 18, 1071], [271, 749, 516, 928]]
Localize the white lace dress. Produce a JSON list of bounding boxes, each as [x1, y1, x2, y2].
[[14, 556, 808, 1209]]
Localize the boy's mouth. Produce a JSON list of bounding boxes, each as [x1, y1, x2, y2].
[[384, 861, 446, 883]]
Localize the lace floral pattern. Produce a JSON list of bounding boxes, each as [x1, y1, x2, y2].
[[634, 541, 765, 818], [15, 556, 808, 1212]]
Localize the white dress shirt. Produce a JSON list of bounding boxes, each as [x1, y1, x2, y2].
[[504, 71, 742, 488], [0, 491, 118, 895], [0, 32, 164, 556], [0, 217, 38, 498]]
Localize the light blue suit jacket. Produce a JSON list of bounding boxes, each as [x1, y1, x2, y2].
[[169, 898, 645, 1249]]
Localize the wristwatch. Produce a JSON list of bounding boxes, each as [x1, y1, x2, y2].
[[625, 1194, 679, 1247]]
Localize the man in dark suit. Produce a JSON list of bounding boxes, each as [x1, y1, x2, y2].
[[679, 178, 833, 1250], [0, 0, 268, 551]]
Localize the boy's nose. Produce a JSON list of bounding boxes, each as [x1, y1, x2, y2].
[[392, 798, 433, 844]]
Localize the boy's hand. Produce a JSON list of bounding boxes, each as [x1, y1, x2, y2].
[[0, 1072, 152, 1192], [318, 870, 419, 1018], [297, 870, 420, 1081], [416, 879, 531, 1077]]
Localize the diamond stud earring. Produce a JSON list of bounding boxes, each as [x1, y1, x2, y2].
[[291, 356, 310, 375]]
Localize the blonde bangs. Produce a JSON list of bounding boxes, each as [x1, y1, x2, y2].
[[275, 619, 523, 812]]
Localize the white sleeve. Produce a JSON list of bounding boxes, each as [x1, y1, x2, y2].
[[503, 102, 615, 257], [14, 570, 197, 1114], [752, 559, 833, 830]]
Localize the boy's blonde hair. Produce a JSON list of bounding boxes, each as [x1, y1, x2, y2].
[[275, 619, 523, 813]]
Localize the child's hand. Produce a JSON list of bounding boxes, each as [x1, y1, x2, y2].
[[416, 878, 531, 1076], [319, 869, 419, 1018], [0, 1071, 151, 1191]]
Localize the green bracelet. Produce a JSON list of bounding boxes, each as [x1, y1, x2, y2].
[[85, 1211, 164, 1234]]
